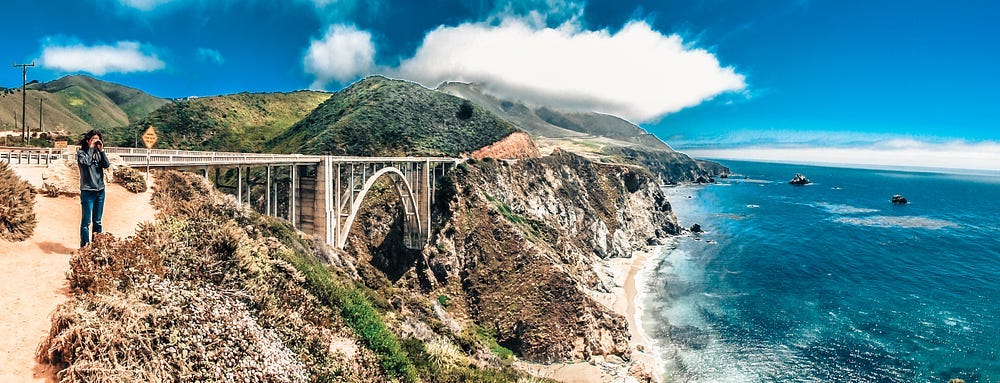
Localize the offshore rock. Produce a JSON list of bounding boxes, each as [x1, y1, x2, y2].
[[789, 173, 811, 185], [891, 194, 909, 204], [690, 223, 703, 233]]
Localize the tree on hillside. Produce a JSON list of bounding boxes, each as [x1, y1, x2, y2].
[[457, 99, 474, 120]]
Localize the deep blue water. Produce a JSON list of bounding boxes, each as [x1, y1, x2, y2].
[[646, 160, 999, 383]]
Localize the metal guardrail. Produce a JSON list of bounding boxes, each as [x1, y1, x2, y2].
[[0, 146, 65, 166]]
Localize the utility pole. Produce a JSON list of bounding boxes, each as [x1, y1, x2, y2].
[[13, 62, 35, 145]]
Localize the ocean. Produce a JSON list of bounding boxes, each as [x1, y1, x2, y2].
[[645, 160, 999, 383]]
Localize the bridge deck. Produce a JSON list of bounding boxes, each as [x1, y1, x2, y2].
[[1, 147, 456, 168]]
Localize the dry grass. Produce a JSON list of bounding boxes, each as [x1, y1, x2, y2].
[[0, 162, 37, 241], [112, 166, 147, 193], [37, 171, 386, 382]]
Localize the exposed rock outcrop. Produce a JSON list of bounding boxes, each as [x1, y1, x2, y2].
[[892, 194, 908, 204], [469, 131, 541, 160], [789, 173, 811, 185]]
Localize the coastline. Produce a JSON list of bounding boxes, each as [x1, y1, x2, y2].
[[519, 244, 667, 383]]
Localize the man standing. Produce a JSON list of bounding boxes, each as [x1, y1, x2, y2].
[[77, 130, 110, 247]]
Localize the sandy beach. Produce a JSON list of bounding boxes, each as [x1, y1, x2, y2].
[[0, 166, 155, 382], [521, 245, 665, 383]]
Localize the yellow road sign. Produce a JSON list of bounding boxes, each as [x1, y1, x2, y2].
[[141, 126, 157, 149]]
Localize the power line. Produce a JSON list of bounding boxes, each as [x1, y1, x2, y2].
[[13, 61, 35, 145]]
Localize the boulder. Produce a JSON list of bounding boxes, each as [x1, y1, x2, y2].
[[891, 194, 908, 204], [789, 173, 811, 185]]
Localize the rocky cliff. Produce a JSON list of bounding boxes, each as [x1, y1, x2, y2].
[[346, 149, 679, 368], [469, 131, 540, 160]]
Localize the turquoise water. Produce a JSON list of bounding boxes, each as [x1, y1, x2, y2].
[[646, 160, 999, 382]]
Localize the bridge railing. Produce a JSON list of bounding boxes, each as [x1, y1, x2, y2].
[[3, 146, 463, 168], [0, 146, 64, 166], [104, 147, 326, 167]]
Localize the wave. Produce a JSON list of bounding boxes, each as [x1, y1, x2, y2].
[[813, 202, 879, 214], [834, 215, 959, 230]]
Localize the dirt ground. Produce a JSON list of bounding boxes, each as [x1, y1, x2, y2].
[[0, 167, 155, 382]]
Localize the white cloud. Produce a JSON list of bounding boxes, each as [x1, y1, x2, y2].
[[303, 24, 375, 89], [682, 139, 1000, 173], [196, 47, 225, 65], [390, 18, 746, 122], [487, 0, 586, 27], [118, 0, 175, 11], [39, 40, 166, 75]]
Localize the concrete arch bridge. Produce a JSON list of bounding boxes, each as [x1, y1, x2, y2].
[[2, 146, 459, 250]]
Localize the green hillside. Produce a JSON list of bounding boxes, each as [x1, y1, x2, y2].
[[1, 75, 168, 137], [108, 91, 331, 152], [29, 75, 170, 128], [268, 76, 517, 156]]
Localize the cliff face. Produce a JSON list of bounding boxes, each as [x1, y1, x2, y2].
[[468, 131, 540, 160], [413, 150, 678, 363]]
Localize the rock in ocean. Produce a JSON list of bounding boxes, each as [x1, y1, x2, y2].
[[891, 194, 909, 204], [789, 173, 812, 185]]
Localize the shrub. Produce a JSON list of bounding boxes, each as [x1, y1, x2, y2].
[[39, 171, 388, 383], [437, 294, 451, 307], [0, 162, 37, 241], [113, 166, 147, 193]]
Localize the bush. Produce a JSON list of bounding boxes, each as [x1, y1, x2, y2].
[[0, 162, 37, 241], [113, 166, 147, 193], [38, 171, 387, 383]]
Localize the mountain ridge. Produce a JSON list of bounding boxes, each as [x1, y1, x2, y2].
[[436, 81, 728, 182], [0, 75, 168, 136], [268, 76, 519, 157], [99, 90, 331, 152]]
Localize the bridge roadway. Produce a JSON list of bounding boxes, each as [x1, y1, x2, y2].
[[2, 146, 460, 250]]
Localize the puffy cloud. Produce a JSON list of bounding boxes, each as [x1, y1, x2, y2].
[[196, 47, 225, 65], [682, 139, 1000, 172], [303, 24, 376, 89], [39, 40, 166, 75], [391, 18, 746, 122]]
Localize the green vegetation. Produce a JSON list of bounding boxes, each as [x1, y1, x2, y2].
[[436, 294, 451, 307], [483, 192, 551, 240], [105, 91, 330, 152], [0, 162, 37, 241], [31, 74, 169, 126], [268, 76, 517, 156], [282, 247, 418, 382]]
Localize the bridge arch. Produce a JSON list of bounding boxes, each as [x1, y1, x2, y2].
[[336, 166, 422, 249]]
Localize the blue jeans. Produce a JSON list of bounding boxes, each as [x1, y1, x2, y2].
[[80, 189, 105, 247]]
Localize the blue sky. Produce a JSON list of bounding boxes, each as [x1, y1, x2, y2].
[[3, 0, 998, 170]]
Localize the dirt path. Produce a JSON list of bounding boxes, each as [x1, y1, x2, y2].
[[0, 167, 156, 382]]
